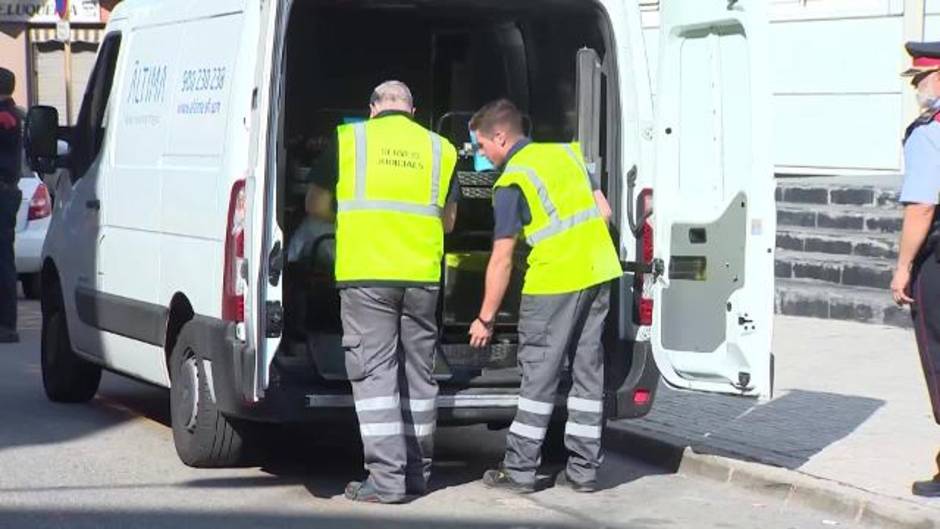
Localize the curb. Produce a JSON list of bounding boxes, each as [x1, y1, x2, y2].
[[604, 425, 940, 529]]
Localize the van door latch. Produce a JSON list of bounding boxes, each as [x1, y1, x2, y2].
[[621, 258, 664, 278], [732, 371, 752, 393], [651, 258, 665, 279], [266, 301, 283, 338]]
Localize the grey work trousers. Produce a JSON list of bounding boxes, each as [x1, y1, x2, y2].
[[340, 286, 440, 501], [503, 282, 610, 485]]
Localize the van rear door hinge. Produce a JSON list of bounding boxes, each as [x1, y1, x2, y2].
[[268, 241, 283, 286], [266, 301, 283, 338]]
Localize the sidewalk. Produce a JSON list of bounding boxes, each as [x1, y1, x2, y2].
[[609, 315, 940, 523]]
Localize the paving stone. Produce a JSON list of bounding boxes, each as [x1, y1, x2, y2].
[[830, 300, 875, 323], [783, 187, 829, 205], [792, 262, 841, 284], [876, 190, 900, 207], [776, 233, 803, 251], [853, 240, 896, 259], [804, 237, 851, 255], [865, 215, 903, 233], [830, 188, 874, 206], [777, 209, 816, 228], [883, 305, 913, 328], [841, 265, 892, 289], [779, 297, 829, 319], [818, 212, 864, 230]]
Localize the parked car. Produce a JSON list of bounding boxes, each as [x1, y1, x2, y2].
[[15, 172, 51, 299]]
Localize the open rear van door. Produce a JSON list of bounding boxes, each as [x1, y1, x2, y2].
[[650, 0, 775, 398]]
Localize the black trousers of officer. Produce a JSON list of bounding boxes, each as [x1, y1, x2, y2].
[[503, 282, 610, 486], [0, 184, 20, 332], [340, 286, 440, 501], [911, 255, 940, 478]]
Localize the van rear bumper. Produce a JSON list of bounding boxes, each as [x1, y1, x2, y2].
[[204, 318, 661, 424], [203, 320, 524, 424], [608, 340, 661, 419]]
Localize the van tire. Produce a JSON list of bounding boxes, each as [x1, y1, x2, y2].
[[41, 310, 101, 403], [21, 273, 41, 300], [170, 322, 251, 468]]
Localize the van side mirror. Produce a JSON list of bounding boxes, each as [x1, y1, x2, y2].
[[25, 106, 61, 174]]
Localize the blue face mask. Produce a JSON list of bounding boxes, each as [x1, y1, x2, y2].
[[469, 130, 495, 172]]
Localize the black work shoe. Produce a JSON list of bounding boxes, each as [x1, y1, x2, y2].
[[913, 478, 940, 497], [482, 467, 535, 494], [0, 329, 19, 344], [555, 471, 598, 493], [344, 480, 406, 504], [405, 475, 427, 497]]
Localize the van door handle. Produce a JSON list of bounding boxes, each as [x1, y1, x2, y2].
[[86, 199, 100, 211]]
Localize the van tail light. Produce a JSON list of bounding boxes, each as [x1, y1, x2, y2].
[[633, 188, 654, 326], [633, 389, 652, 406], [27, 183, 52, 221], [222, 180, 247, 322]]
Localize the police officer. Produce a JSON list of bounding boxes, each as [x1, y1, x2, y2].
[[336, 81, 459, 503], [0, 67, 23, 344], [893, 42, 940, 498], [468, 99, 621, 493]]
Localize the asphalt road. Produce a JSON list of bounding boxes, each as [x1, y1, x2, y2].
[[0, 299, 868, 529]]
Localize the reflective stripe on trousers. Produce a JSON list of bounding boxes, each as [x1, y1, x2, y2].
[[340, 287, 441, 499], [502, 283, 610, 486]]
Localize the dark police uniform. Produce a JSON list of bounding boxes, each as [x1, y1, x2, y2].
[[0, 91, 23, 343], [900, 41, 940, 497]]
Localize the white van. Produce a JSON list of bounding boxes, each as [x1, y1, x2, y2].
[[25, 0, 776, 467]]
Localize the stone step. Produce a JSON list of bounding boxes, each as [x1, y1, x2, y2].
[[775, 278, 910, 328], [774, 250, 894, 291], [776, 176, 901, 208], [777, 204, 903, 234], [777, 226, 898, 260]]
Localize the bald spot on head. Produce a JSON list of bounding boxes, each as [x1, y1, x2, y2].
[[370, 80, 414, 116]]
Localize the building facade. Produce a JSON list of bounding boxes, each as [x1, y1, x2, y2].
[[641, 0, 940, 177], [0, 0, 118, 123]]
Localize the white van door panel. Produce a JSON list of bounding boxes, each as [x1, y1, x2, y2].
[[60, 164, 106, 358], [650, 0, 775, 398], [159, 10, 248, 318], [57, 32, 125, 359], [610, 0, 655, 343], [229, 0, 276, 401]]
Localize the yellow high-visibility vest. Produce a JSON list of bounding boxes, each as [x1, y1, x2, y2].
[[494, 142, 622, 294], [335, 115, 457, 284]]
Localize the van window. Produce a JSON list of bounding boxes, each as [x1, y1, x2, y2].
[[70, 33, 121, 181]]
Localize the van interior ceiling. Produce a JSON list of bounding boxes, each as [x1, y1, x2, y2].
[[275, 0, 616, 388]]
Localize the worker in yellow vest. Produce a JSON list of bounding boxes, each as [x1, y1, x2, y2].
[[468, 99, 621, 494], [336, 81, 459, 503]]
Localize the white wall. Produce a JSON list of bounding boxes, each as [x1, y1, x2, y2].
[[640, 0, 937, 176]]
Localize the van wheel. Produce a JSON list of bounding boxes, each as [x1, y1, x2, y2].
[[42, 310, 101, 403], [21, 273, 41, 300], [170, 322, 252, 468]]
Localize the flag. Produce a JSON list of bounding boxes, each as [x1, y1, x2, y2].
[[55, 0, 69, 19]]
